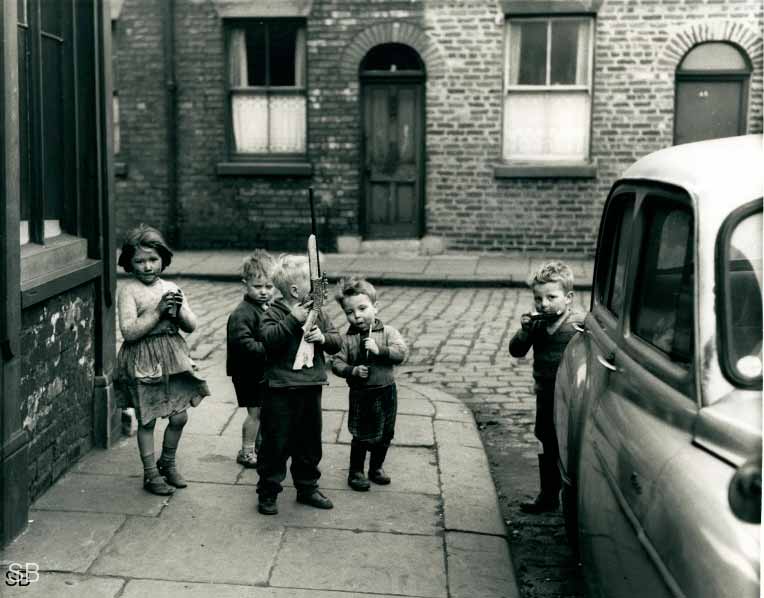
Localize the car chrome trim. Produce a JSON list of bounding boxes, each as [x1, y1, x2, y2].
[[596, 354, 617, 371], [592, 440, 688, 598], [715, 199, 763, 390]]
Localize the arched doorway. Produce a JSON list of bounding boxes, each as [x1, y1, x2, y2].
[[674, 42, 751, 145], [360, 43, 425, 239]]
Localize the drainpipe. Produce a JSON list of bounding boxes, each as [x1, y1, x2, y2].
[[161, 0, 179, 246]]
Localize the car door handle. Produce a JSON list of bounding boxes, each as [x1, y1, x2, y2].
[[596, 354, 617, 371], [572, 323, 585, 333]]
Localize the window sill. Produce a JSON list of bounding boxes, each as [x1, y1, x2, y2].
[[216, 161, 313, 177], [114, 161, 128, 177], [21, 235, 102, 308], [493, 160, 598, 179]]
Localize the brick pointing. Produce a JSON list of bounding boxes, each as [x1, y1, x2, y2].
[[114, 0, 763, 255]]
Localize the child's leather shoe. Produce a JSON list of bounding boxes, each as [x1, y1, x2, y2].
[[157, 460, 188, 488], [520, 493, 559, 514], [296, 489, 333, 509], [368, 468, 390, 485], [143, 475, 175, 496], [347, 471, 370, 492], [257, 496, 278, 515], [236, 449, 258, 468]]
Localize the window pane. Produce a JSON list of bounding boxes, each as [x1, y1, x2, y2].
[[244, 23, 266, 86], [269, 95, 306, 153], [504, 91, 589, 160], [361, 43, 423, 71], [113, 93, 120, 155], [551, 20, 588, 85], [269, 22, 300, 86], [515, 21, 547, 85], [18, 24, 31, 236], [725, 210, 763, 379], [680, 42, 748, 71], [232, 93, 268, 152], [605, 200, 635, 316], [42, 35, 64, 224], [632, 204, 694, 363], [40, 0, 61, 36], [18, 0, 27, 25]]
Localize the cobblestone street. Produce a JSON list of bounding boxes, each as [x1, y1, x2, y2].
[[158, 279, 591, 598]]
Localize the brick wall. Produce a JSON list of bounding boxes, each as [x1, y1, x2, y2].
[[114, 0, 763, 255], [114, 0, 171, 243], [20, 285, 96, 501]]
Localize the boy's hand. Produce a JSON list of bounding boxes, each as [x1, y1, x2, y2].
[[290, 300, 313, 323], [304, 326, 325, 344], [352, 365, 369, 378], [363, 337, 380, 355], [520, 313, 533, 331]]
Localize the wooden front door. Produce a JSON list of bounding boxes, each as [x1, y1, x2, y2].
[[675, 78, 747, 145], [362, 81, 423, 239]]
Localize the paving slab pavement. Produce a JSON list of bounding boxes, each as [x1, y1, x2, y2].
[[120, 249, 594, 289], [1, 377, 520, 598]]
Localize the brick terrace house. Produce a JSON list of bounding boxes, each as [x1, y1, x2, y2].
[[1, 0, 119, 547], [112, 0, 763, 254]]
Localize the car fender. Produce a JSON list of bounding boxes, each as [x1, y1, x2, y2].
[[554, 329, 589, 484]]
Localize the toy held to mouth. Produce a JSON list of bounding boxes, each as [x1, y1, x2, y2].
[[527, 310, 564, 323]]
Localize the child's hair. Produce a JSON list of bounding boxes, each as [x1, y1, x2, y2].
[[271, 254, 310, 298], [117, 223, 173, 273], [241, 249, 276, 281], [334, 276, 377, 306], [528, 261, 575, 294]]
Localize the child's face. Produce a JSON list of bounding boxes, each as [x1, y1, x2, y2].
[[532, 281, 573, 316], [289, 271, 311, 302], [244, 276, 275, 305], [131, 246, 162, 285], [341, 293, 377, 331]]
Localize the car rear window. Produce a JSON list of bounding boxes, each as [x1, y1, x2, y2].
[[720, 205, 762, 386]]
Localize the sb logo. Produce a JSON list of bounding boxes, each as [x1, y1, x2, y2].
[[5, 562, 40, 586]]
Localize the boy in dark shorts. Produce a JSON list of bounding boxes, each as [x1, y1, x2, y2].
[[226, 250, 276, 468]]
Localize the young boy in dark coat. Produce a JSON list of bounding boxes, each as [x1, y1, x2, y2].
[[226, 249, 276, 468], [509, 261, 585, 513], [255, 255, 342, 515]]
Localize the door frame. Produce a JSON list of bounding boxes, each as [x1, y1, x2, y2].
[[359, 70, 426, 239]]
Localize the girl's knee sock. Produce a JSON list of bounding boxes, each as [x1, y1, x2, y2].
[[137, 424, 158, 479], [160, 413, 187, 465], [140, 452, 159, 480]]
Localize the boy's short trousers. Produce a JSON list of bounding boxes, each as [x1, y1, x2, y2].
[[232, 377, 267, 408]]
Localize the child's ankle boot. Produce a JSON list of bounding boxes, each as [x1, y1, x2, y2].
[[157, 457, 188, 488], [144, 475, 175, 496], [347, 470, 370, 491]]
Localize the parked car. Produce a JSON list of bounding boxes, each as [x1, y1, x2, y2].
[[555, 134, 762, 598]]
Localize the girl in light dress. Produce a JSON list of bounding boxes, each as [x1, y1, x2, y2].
[[115, 224, 209, 495]]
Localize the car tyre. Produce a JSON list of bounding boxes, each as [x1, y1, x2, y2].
[[561, 480, 579, 555]]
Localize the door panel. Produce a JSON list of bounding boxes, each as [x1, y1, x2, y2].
[[362, 81, 422, 238], [675, 80, 744, 145]]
